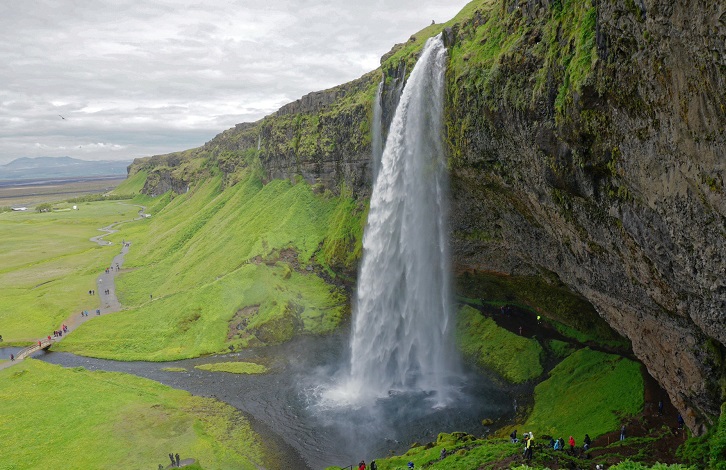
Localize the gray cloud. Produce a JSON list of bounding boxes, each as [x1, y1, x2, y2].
[[0, 0, 469, 164]]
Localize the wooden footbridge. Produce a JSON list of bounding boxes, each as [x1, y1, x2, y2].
[[15, 338, 52, 360]]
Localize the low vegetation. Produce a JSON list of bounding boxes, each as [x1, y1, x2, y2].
[[0, 360, 265, 469], [195, 362, 267, 374]]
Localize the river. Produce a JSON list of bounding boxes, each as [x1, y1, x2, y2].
[[35, 329, 512, 469]]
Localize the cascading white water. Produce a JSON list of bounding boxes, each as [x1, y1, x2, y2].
[[347, 34, 456, 403]]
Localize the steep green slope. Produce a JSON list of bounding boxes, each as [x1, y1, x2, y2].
[[57, 169, 364, 360]]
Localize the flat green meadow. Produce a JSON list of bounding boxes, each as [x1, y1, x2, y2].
[[0, 201, 139, 342], [0, 359, 264, 469]]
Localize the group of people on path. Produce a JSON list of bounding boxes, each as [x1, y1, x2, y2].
[[511, 429, 595, 460]]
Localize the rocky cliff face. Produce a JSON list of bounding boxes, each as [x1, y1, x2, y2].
[[130, 0, 725, 433], [445, 0, 725, 433]]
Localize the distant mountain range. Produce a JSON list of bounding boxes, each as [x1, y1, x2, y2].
[[0, 157, 131, 181]]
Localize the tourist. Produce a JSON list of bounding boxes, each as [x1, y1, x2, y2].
[[10, 354, 14, 361], [554, 437, 562, 451], [677, 414, 684, 429], [526, 435, 534, 460], [358, 459, 366, 470], [407, 462, 414, 469], [370, 461, 377, 470], [620, 424, 626, 440], [568, 435, 575, 453], [175, 453, 180, 467], [440, 448, 446, 460], [549, 437, 555, 448], [584, 433, 592, 450], [169, 453, 175, 467], [510, 429, 518, 443], [558, 437, 565, 450]]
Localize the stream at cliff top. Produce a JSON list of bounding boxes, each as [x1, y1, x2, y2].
[[38, 329, 512, 469]]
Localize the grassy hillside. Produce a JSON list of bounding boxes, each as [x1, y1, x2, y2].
[[0, 360, 265, 469], [0, 202, 140, 342], [57, 169, 364, 360]]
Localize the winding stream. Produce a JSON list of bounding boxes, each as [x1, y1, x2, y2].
[[38, 329, 512, 468]]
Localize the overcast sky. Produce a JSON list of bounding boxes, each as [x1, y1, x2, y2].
[[0, 0, 470, 165]]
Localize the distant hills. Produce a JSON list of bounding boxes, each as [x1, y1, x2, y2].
[[0, 157, 131, 181]]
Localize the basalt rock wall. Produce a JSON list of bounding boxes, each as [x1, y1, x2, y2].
[[446, 0, 725, 433]]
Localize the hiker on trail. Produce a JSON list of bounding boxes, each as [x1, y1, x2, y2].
[[584, 433, 592, 450], [169, 453, 175, 467], [358, 460, 366, 470], [10, 354, 14, 361], [553, 437, 562, 450], [549, 437, 555, 448], [96, 309, 100, 315], [370, 460, 377, 470], [569, 435, 575, 453], [677, 414, 684, 429], [407, 462, 414, 469], [440, 448, 446, 460], [510, 429, 518, 443], [620, 424, 626, 440], [175, 453, 180, 467]]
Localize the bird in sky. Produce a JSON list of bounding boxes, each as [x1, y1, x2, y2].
[[58, 114, 65, 120]]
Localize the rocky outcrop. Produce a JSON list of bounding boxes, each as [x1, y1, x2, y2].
[[446, 0, 725, 433]]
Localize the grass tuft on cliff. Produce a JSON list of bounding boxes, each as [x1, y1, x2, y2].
[[0, 359, 264, 469]]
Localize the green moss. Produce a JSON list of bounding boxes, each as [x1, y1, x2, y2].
[[523, 348, 644, 439], [548, 339, 575, 359], [195, 362, 267, 375], [456, 305, 543, 383]]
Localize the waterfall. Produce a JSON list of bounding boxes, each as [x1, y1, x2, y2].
[[257, 134, 261, 151], [371, 79, 384, 180], [348, 34, 456, 403]]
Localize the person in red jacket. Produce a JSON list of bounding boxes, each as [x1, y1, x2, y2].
[[358, 460, 366, 470], [568, 435, 576, 454]]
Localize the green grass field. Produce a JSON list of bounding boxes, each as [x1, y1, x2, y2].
[[0, 359, 265, 469], [522, 348, 644, 439], [0, 201, 140, 342]]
